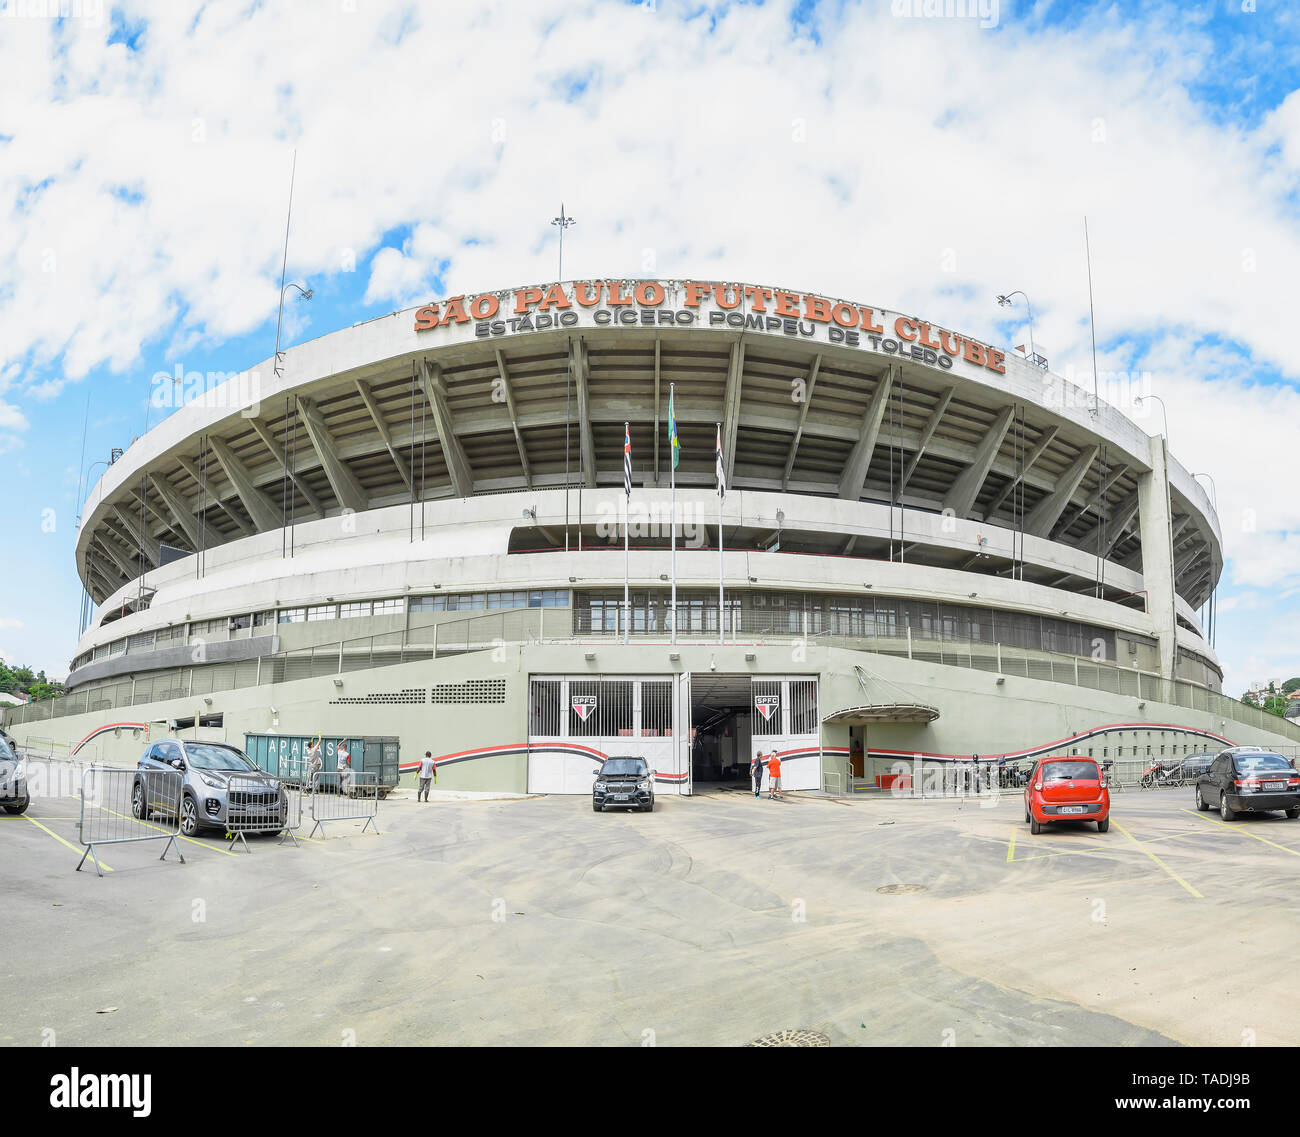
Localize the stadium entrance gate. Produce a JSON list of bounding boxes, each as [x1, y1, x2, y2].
[[687, 674, 821, 792], [526, 675, 689, 794]]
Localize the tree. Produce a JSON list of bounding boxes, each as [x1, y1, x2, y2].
[[1283, 677, 1300, 696]]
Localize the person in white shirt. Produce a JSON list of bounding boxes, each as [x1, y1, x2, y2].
[[417, 751, 437, 801], [336, 740, 353, 797]]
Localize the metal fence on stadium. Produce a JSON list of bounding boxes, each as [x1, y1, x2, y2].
[[224, 772, 302, 851], [308, 770, 381, 837], [77, 766, 185, 877]]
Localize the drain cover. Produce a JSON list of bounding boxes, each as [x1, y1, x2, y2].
[[876, 883, 928, 895], [746, 1029, 831, 1047]]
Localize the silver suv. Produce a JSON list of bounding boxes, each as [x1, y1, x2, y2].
[[0, 734, 28, 815], [134, 739, 287, 837]]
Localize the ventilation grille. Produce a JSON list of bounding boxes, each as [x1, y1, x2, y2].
[[330, 687, 428, 706], [431, 679, 507, 704]]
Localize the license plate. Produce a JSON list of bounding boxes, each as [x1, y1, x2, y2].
[[1061, 805, 1085, 814], [1264, 781, 1285, 791], [613, 794, 630, 801]]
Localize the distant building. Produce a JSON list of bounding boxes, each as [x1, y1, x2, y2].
[[0, 691, 28, 706]]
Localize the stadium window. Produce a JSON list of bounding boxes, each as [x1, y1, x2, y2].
[[230, 613, 252, 630], [409, 596, 445, 612], [306, 605, 335, 621], [339, 602, 370, 619], [373, 598, 403, 615], [252, 610, 275, 628], [278, 608, 306, 624]]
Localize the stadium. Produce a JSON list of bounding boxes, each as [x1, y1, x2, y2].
[[6, 277, 1298, 793]]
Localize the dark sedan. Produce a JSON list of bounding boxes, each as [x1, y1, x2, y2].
[[1195, 749, 1300, 821]]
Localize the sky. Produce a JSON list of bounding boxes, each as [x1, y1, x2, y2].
[[0, 0, 1297, 688]]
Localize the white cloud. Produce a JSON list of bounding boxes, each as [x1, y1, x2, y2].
[[0, 0, 1298, 678], [0, 401, 30, 431]]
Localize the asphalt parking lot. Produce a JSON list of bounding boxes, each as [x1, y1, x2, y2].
[[4, 777, 1298, 1047]]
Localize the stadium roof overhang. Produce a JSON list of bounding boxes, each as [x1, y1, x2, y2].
[[75, 277, 1222, 614]]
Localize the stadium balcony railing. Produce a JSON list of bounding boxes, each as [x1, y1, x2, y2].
[[7, 605, 1298, 745]]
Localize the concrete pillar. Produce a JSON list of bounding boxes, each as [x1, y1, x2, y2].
[[1137, 435, 1178, 681]]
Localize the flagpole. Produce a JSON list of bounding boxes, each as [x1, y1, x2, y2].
[[624, 421, 631, 646], [670, 384, 677, 646], [717, 421, 724, 647]]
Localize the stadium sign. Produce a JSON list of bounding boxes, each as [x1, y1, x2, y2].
[[413, 279, 1007, 375]]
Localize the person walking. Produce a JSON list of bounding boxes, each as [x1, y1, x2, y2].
[[767, 750, 783, 800], [750, 750, 765, 798], [417, 751, 437, 802]]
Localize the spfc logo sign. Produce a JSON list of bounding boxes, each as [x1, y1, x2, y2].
[[571, 695, 597, 722], [754, 695, 780, 722]]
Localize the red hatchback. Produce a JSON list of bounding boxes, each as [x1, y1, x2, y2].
[[1024, 756, 1110, 834]]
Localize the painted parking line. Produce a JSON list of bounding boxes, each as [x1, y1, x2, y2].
[[1181, 809, 1300, 857], [1111, 819, 1203, 898], [97, 806, 241, 858], [22, 815, 114, 872]]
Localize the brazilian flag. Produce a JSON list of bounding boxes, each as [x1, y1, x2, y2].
[[669, 388, 680, 470]]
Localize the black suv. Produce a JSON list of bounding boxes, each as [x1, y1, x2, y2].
[[592, 757, 655, 812], [1195, 747, 1300, 821]]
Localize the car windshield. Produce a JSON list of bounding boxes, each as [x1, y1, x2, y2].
[[600, 759, 647, 776], [1041, 761, 1098, 781], [1235, 754, 1292, 773], [0, 737, 14, 760], [184, 744, 257, 771]]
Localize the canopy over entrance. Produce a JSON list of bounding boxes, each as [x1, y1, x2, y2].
[[822, 703, 940, 725]]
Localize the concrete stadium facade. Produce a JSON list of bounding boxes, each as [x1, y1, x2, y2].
[[8, 277, 1298, 789]]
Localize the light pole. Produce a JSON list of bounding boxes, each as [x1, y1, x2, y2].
[[996, 291, 1042, 369], [1134, 393, 1169, 441], [551, 204, 576, 280], [1191, 471, 1217, 510], [273, 282, 313, 378]]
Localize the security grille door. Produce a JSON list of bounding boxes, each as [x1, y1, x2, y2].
[[751, 676, 819, 791], [676, 672, 693, 797], [527, 676, 682, 794]]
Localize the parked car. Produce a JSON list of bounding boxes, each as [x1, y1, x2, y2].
[[1181, 752, 1217, 780], [592, 757, 655, 812], [1024, 756, 1110, 834], [0, 734, 28, 815], [134, 739, 288, 837], [1195, 748, 1300, 821]]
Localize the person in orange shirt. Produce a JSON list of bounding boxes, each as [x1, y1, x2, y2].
[[767, 750, 782, 799]]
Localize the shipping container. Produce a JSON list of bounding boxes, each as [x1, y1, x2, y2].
[[243, 733, 400, 794]]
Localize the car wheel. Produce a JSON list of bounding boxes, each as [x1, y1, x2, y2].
[[180, 795, 199, 837], [1097, 817, 1110, 833], [592, 802, 601, 812], [131, 781, 146, 820], [1287, 808, 1300, 820], [1030, 818, 1042, 835], [3, 799, 27, 815], [1024, 809, 1030, 823], [1220, 795, 1236, 822], [1195, 787, 1209, 811]]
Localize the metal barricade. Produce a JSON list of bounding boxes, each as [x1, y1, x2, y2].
[[224, 773, 302, 852], [308, 770, 381, 838], [77, 766, 185, 877]]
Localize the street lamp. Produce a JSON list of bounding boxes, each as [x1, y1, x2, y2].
[[273, 281, 313, 378], [1133, 393, 1169, 440], [995, 291, 1043, 369], [1191, 471, 1217, 510]]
